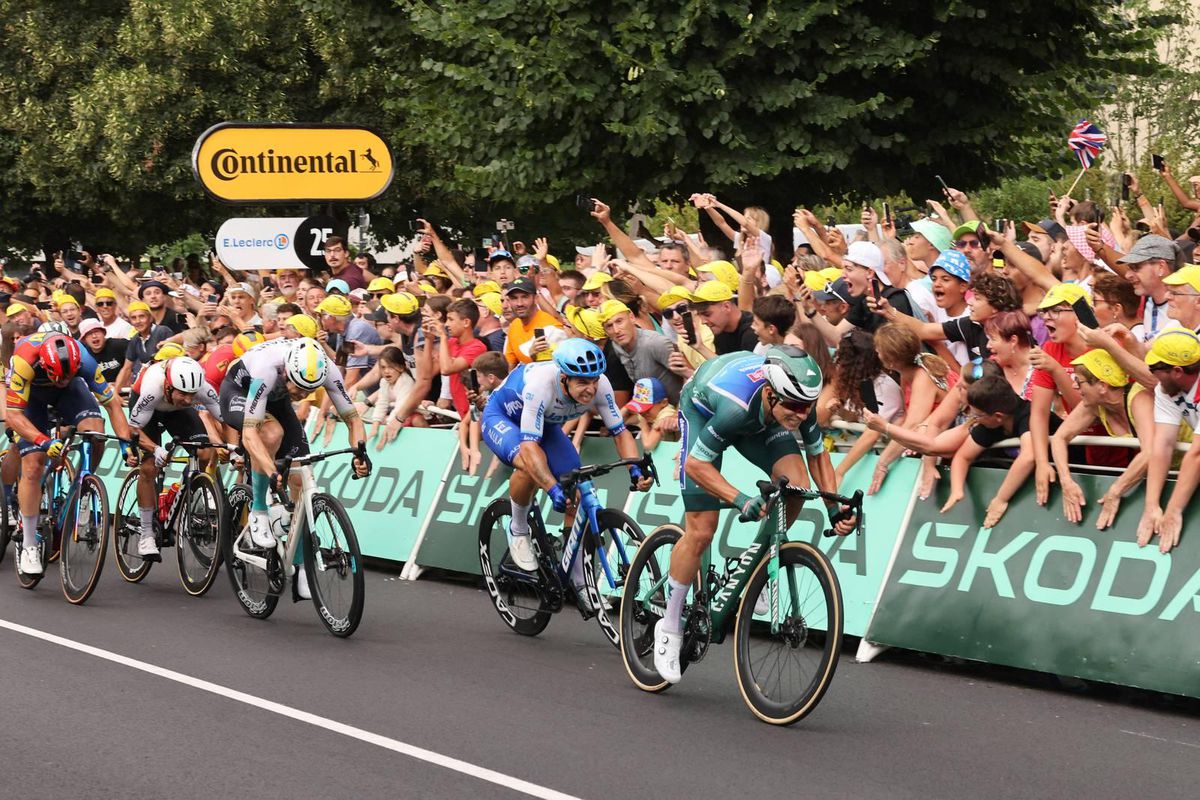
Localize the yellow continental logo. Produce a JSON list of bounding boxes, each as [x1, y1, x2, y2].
[[192, 123, 394, 203]]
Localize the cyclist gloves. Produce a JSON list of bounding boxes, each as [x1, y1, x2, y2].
[[153, 446, 171, 468], [548, 483, 569, 514], [735, 491, 768, 523]]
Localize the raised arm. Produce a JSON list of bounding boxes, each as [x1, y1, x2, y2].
[[420, 220, 467, 288], [589, 200, 657, 271]]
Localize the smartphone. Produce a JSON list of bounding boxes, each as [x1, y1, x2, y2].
[[575, 195, 596, 213], [261, 277, 274, 290], [871, 277, 883, 301], [859, 379, 879, 414], [934, 174, 950, 195], [465, 368, 479, 393], [977, 224, 992, 249], [533, 327, 545, 340], [36, 301, 52, 310], [882, 202, 892, 226], [90, 273, 103, 284], [472, 248, 490, 272], [992, 218, 1008, 233], [207, 293, 219, 303], [679, 309, 697, 346], [1152, 154, 1166, 172], [1121, 173, 1131, 203]]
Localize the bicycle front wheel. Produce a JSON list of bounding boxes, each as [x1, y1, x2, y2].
[[112, 471, 153, 583], [582, 508, 644, 648], [60, 474, 109, 605], [301, 493, 364, 638], [222, 484, 279, 620], [619, 524, 685, 693], [176, 472, 226, 596], [42, 460, 74, 564], [477, 498, 553, 637], [734, 541, 843, 726]]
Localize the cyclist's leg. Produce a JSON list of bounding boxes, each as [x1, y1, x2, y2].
[[268, 398, 309, 504], [13, 392, 54, 563], [133, 407, 168, 551], [536, 424, 585, 581]]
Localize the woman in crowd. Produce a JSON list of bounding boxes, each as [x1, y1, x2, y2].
[[983, 310, 1036, 399], [817, 329, 902, 485]]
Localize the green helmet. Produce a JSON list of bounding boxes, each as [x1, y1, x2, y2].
[[762, 345, 822, 404]]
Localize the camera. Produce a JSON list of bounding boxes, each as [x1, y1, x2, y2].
[[575, 195, 596, 213]]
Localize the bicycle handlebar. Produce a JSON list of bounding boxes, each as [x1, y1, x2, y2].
[[558, 453, 658, 494], [754, 477, 865, 538], [278, 442, 369, 478]]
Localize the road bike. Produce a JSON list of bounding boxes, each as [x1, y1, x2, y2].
[[619, 478, 864, 725], [16, 428, 121, 605], [478, 454, 655, 648], [112, 437, 230, 596], [224, 444, 366, 638]]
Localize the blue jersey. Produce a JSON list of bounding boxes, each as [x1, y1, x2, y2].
[[488, 361, 626, 442]]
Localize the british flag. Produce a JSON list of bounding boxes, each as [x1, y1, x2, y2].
[[1068, 120, 1106, 169]]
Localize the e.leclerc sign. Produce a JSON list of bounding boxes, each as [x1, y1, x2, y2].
[[192, 122, 393, 204], [215, 218, 307, 271]]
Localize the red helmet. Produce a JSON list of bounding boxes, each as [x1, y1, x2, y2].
[[39, 334, 82, 383]]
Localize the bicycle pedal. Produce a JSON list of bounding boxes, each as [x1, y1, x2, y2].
[[142, 552, 162, 564]]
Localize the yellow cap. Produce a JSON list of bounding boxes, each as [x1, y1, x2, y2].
[[127, 301, 151, 315], [597, 299, 632, 324], [1071, 350, 1128, 387], [56, 293, 80, 309], [472, 281, 502, 297], [284, 313, 318, 339], [153, 342, 186, 362], [316, 296, 353, 317], [367, 277, 396, 293], [232, 331, 267, 358], [803, 267, 843, 293], [697, 260, 740, 291], [1038, 282, 1092, 310], [94, 288, 116, 301], [1163, 265, 1200, 294], [545, 255, 561, 271], [581, 273, 614, 292], [417, 282, 438, 294], [476, 292, 503, 318], [1146, 328, 1200, 367], [380, 292, 420, 317], [656, 286, 692, 311], [422, 262, 448, 278], [690, 280, 735, 304], [565, 305, 605, 339], [4, 304, 27, 317]]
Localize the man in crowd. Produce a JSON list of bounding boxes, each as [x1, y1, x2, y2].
[[503, 277, 562, 366], [691, 281, 756, 354], [600, 299, 682, 404]]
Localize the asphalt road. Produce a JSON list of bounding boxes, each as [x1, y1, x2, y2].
[[0, 555, 1196, 800]]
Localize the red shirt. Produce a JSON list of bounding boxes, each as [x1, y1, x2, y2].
[[1030, 341, 1130, 468], [447, 337, 486, 417], [204, 343, 236, 390]]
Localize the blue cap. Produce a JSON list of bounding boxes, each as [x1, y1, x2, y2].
[[488, 249, 514, 262], [930, 250, 972, 282], [325, 278, 351, 295], [813, 277, 851, 303], [625, 377, 669, 413]]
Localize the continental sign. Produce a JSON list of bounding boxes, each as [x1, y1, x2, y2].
[[192, 123, 394, 203], [866, 467, 1200, 699]]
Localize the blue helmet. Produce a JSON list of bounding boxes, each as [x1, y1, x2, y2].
[[553, 337, 606, 378]]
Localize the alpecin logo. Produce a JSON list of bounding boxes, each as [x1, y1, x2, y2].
[[210, 148, 382, 181]]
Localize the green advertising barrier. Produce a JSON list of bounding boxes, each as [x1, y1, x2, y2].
[[412, 435, 635, 575], [623, 442, 917, 637], [866, 466, 1200, 698]]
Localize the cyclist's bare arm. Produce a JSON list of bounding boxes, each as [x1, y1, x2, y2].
[[683, 455, 741, 506]]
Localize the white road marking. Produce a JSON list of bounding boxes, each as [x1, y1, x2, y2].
[[1120, 729, 1200, 749], [0, 617, 584, 800]]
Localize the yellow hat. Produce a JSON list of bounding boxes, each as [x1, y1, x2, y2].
[[94, 288, 116, 301], [690, 280, 735, 304], [127, 301, 151, 315], [380, 292, 420, 317], [418, 282, 438, 294], [803, 267, 843, 293], [153, 342, 186, 362], [545, 255, 561, 271], [4, 304, 28, 317], [422, 262, 448, 278], [1071, 350, 1128, 387], [1146, 328, 1200, 367], [597, 299, 632, 324], [367, 277, 396, 293], [476, 292, 503, 318], [581, 273, 614, 292], [55, 293, 80, 309], [472, 280, 502, 297], [284, 313, 318, 339], [316, 296, 353, 317], [232, 331, 267, 358], [1038, 282, 1092, 310], [565, 305, 605, 339], [1163, 265, 1200, 294], [698, 260, 740, 291], [656, 286, 693, 311]]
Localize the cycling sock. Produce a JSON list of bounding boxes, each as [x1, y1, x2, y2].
[[139, 507, 155, 539], [510, 500, 531, 534], [663, 577, 689, 635], [21, 514, 38, 549], [251, 471, 269, 513]]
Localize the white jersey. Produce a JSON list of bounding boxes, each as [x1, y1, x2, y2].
[[230, 337, 355, 422], [491, 361, 625, 442], [129, 361, 222, 429]]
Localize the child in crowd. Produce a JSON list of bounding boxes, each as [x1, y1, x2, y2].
[[621, 378, 678, 451]]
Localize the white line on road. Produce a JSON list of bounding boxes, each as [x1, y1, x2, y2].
[[0, 617, 585, 800], [1120, 729, 1200, 749]]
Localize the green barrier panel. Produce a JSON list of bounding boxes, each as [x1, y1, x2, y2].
[[624, 442, 916, 637], [413, 435, 634, 575], [866, 466, 1200, 698]]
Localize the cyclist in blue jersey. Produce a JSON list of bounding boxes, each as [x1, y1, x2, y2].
[[653, 345, 857, 684], [481, 338, 653, 576]]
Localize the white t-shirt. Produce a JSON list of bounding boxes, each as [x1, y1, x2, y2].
[[104, 317, 134, 339], [1153, 380, 1200, 432], [930, 306, 969, 364], [903, 281, 939, 323]]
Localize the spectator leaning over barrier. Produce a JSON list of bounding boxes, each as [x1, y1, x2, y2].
[[599, 299, 682, 404], [474, 291, 506, 352], [951, 221, 991, 275], [1119, 234, 1180, 342], [93, 287, 133, 338], [116, 300, 171, 391], [1137, 329, 1200, 553], [621, 377, 678, 451], [691, 280, 755, 354], [138, 279, 187, 334], [78, 318, 125, 384], [437, 298, 487, 419], [657, 286, 715, 372], [1050, 349, 1155, 531], [983, 310, 1037, 399]]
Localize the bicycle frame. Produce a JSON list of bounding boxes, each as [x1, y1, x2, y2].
[[54, 434, 105, 543], [230, 463, 317, 574]]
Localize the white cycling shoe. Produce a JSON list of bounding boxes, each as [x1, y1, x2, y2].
[[18, 546, 42, 576], [137, 535, 162, 562], [295, 564, 311, 600], [653, 618, 683, 684], [754, 589, 770, 617], [506, 530, 538, 572], [247, 511, 276, 549]]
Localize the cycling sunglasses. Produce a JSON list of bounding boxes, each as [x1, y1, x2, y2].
[[661, 303, 690, 319], [774, 397, 813, 414]]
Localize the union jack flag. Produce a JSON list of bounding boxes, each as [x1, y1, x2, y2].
[[1068, 120, 1106, 169]]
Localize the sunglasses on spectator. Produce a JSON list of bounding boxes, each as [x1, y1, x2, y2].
[[370, 291, 389, 298], [95, 300, 116, 307], [1038, 305, 1075, 319], [967, 357, 984, 381], [1149, 362, 1178, 373], [661, 303, 690, 319], [953, 239, 983, 249]]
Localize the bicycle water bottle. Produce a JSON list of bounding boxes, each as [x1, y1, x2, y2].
[[157, 482, 181, 523], [268, 505, 291, 539]]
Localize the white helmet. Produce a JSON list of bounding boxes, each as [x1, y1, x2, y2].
[[166, 356, 205, 394], [38, 320, 70, 335], [285, 338, 328, 391]]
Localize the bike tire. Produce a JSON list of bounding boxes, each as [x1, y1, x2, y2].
[[302, 493, 364, 638], [176, 472, 226, 597], [619, 524, 685, 693], [733, 541, 843, 726], [60, 474, 109, 605], [111, 470, 153, 583], [42, 460, 73, 564], [222, 484, 279, 620], [477, 498, 553, 637], [0, 488, 10, 567], [581, 508, 645, 649]]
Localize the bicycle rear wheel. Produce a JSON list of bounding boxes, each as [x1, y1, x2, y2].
[[112, 470, 153, 583], [619, 524, 686, 692], [60, 475, 109, 605], [477, 498, 553, 637], [581, 508, 644, 648], [301, 493, 364, 637], [176, 472, 226, 596], [222, 484, 279, 620], [734, 541, 843, 726]]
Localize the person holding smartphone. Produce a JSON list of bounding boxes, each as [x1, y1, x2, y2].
[[502, 277, 562, 367]]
